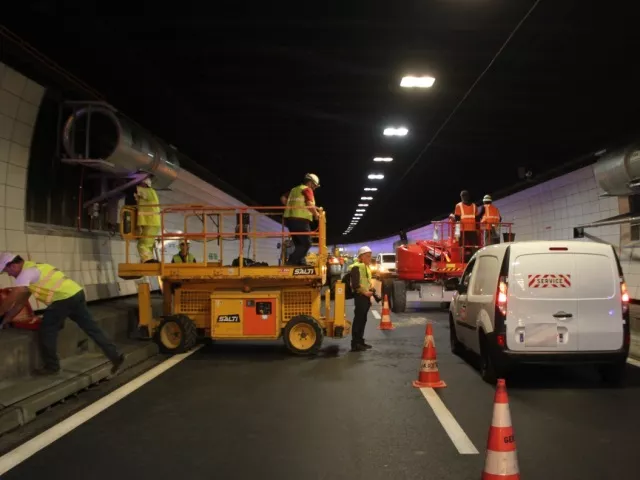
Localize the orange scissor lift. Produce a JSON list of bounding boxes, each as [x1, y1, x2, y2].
[[117, 204, 350, 355]]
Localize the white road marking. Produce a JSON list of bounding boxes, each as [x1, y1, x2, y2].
[[0, 345, 203, 476], [372, 310, 381, 320], [419, 387, 479, 455], [627, 357, 640, 368]]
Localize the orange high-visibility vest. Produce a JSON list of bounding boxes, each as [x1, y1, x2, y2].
[[481, 204, 501, 230], [455, 202, 477, 231]]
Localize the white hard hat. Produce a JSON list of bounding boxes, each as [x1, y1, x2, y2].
[[179, 239, 190, 246], [0, 252, 17, 272], [304, 173, 320, 187], [357, 246, 372, 257], [142, 177, 153, 187], [483, 195, 493, 203]]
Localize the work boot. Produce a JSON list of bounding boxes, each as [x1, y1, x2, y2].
[[361, 342, 373, 350], [351, 343, 368, 352], [110, 354, 126, 375]]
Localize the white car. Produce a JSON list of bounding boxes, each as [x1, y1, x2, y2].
[[446, 240, 630, 385], [374, 253, 396, 278]]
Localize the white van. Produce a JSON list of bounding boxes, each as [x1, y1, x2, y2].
[[374, 253, 396, 278], [446, 240, 630, 385]]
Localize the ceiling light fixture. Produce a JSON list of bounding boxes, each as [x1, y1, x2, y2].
[[364, 187, 378, 191], [400, 75, 436, 88], [361, 196, 373, 200], [358, 204, 369, 207], [356, 209, 366, 212], [373, 157, 393, 162], [383, 127, 408, 136], [368, 174, 384, 180]]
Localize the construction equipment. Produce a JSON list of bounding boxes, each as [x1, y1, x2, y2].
[[381, 219, 513, 313], [117, 204, 350, 355]]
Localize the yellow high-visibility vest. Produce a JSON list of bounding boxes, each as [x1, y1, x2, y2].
[[284, 184, 314, 221], [137, 186, 161, 226], [23, 261, 82, 305]]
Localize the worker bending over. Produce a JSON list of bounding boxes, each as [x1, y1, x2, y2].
[[349, 246, 374, 352], [135, 176, 160, 263], [172, 240, 196, 263], [280, 173, 321, 266], [454, 190, 481, 248], [479, 194, 502, 246], [0, 253, 125, 376]]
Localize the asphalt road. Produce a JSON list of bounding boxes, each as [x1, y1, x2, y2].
[[2, 297, 640, 480]]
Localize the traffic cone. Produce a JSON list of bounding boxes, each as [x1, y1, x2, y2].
[[377, 295, 395, 330], [481, 379, 520, 479], [412, 321, 446, 388]]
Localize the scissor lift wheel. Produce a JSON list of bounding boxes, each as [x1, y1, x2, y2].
[[155, 315, 198, 354], [284, 315, 323, 355]]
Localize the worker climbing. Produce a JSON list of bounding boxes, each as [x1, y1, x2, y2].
[[280, 173, 321, 266], [479, 194, 502, 246], [135, 176, 160, 263]]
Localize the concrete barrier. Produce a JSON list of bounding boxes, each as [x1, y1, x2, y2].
[[0, 295, 163, 436]]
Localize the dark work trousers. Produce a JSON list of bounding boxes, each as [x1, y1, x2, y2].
[[40, 290, 120, 371], [352, 293, 371, 347], [285, 218, 312, 265]]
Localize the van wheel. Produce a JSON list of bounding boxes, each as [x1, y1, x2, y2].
[[392, 281, 406, 313], [598, 362, 626, 387], [479, 334, 497, 385], [449, 316, 464, 356]]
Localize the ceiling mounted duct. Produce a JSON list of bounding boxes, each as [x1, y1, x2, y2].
[[593, 143, 640, 196], [62, 104, 180, 190]]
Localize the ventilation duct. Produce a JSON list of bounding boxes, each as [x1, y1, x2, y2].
[[593, 144, 640, 196], [62, 105, 180, 190]]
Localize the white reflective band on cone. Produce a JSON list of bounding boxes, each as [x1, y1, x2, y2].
[[491, 403, 513, 428], [423, 335, 435, 347], [483, 449, 519, 476], [420, 360, 438, 372]]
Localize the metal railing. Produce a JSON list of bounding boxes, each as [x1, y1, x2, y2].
[[120, 204, 327, 271]]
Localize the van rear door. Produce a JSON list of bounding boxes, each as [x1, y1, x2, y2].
[[574, 252, 623, 351], [508, 252, 577, 352]]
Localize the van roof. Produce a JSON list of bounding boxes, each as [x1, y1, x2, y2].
[[479, 240, 614, 257]]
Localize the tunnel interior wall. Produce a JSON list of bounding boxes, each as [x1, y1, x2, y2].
[[0, 61, 284, 311], [343, 166, 640, 300]]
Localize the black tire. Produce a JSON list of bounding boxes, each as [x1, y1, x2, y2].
[[155, 314, 198, 354], [381, 278, 394, 305], [440, 302, 451, 310], [598, 361, 626, 387], [283, 315, 324, 355], [479, 333, 497, 385], [391, 280, 406, 313], [449, 316, 464, 356]]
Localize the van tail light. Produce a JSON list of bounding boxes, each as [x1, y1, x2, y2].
[[496, 334, 506, 347], [497, 276, 508, 317], [621, 278, 630, 314]]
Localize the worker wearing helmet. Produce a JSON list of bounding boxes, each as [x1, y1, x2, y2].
[[0, 252, 125, 376], [479, 194, 502, 246], [135, 176, 160, 263], [349, 246, 374, 352], [280, 173, 321, 266], [172, 240, 197, 263], [454, 190, 480, 248]]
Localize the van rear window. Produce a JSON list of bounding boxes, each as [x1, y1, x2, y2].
[[512, 253, 615, 299], [382, 255, 396, 263]]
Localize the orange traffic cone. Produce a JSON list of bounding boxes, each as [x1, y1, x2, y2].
[[412, 321, 446, 388], [481, 379, 520, 479], [377, 295, 395, 330]]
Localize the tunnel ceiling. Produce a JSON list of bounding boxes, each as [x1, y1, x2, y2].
[[3, 2, 640, 244]]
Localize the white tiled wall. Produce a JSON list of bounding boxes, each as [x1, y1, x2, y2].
[[343, 165, 640, 298], [0, 61, 285, 309]]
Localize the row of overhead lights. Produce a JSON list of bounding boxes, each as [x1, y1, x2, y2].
[[343, 75, 435, 235]]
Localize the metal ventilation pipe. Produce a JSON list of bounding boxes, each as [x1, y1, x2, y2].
[[593, 144, 640, 196], [62, 106, 180, 190]]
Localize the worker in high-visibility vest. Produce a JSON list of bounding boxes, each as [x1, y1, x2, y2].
[[349, 246, 374, 352], [0, 252, 125, 376], [172, 240, 196, 263], [454, 190, 480, 248], [480, 194, 502, 246], [280, 173, 321, 266], [135, 177, 160, 263]]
